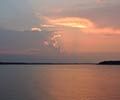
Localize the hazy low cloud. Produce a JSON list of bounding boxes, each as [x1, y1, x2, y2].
[[0, 28, 61, 56], [0, 28, 120, 63]]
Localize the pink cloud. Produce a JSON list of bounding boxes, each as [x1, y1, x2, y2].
[[96, 0, 104, 3], [44, 41, 49, 46]]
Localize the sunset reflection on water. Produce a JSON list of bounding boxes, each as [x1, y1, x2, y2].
[[28, 65, 120, 100], [0, 65, 120, 100]]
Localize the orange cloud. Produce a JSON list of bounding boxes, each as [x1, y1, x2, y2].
[[42, 16, 120, 34], [31, 27, 42, 32], [42, 17, 94, 29]]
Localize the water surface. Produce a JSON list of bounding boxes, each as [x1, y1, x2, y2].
[[0, 65, 120, 100]]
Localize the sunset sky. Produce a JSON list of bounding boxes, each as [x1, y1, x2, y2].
[[0, 0, 120, 63]]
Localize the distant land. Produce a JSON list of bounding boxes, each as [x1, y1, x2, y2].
[[0, 62, 95, 65], [0, 61, 120, 65], [98, 61, 120, 65]]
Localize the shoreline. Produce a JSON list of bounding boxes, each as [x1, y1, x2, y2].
[[0, 62, 96, 65]]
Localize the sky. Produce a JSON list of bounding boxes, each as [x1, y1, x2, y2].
[[0, 0, 120, 63]]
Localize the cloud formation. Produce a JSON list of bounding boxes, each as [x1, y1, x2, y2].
[[31, 27, 42, 32], [42, 17, 94, 29], [44, 32, 62, 50], [40, 16, 120, 54], [42, 16, 120, 34], [0, 29, 61, 56]]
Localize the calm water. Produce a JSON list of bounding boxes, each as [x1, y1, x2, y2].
[[0, 65, 120, 100]]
